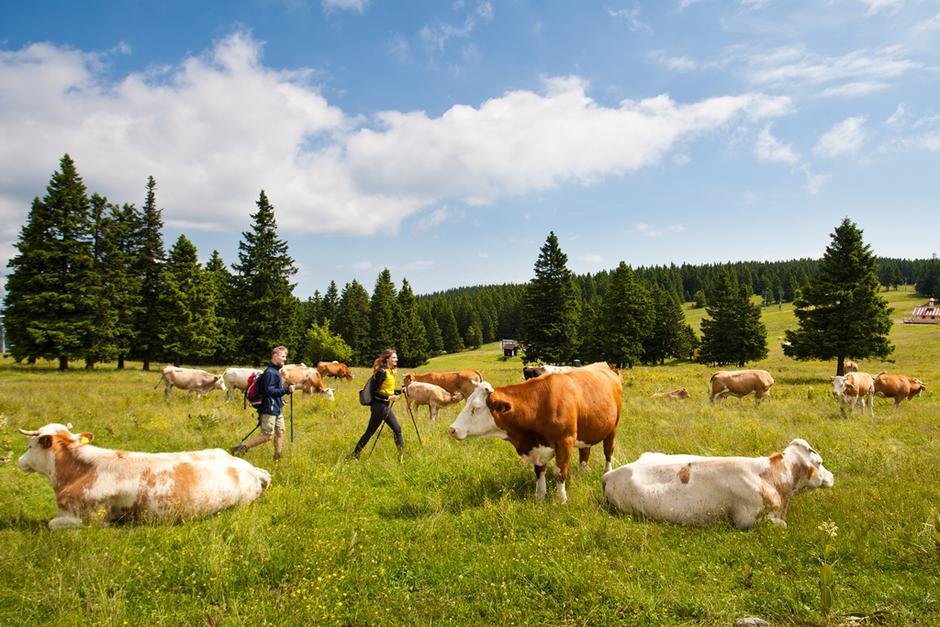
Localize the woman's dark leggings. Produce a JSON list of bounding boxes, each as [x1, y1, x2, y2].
[[353, 401, 404, 456]]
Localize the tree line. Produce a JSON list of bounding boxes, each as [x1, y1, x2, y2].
[[1, 155, 921, 371]]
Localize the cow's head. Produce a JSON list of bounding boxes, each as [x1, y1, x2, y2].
[[448, 381, 506, 440], [214, 375, 226, 391], [322, 387, 336, 401], [913, 378, 926, 396], [403, 373, 415, 386], [17, 423, 93, 476], [830, 376, 845, 397], [676, 387, 690, 398], [450, 391, 464, 403], [784, 438, 834, 492]]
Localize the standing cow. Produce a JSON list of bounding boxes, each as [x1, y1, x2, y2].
[[17, 423, 270, 529], [155, 366, 226, 400], [831, 372, 875, 416], [709, 370, 775, 406], [448, 362, 622, 504], [402, 369, 484, 400], [316, 361, 353, 381], [222, 367, 262, 402], [873, 372, 926, 411], [404, 381, 463, 421]]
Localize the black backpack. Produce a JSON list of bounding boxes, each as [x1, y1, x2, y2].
[[358, 375, 373, 406]]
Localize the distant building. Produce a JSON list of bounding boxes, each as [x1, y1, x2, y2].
[[905, 298, 940, 324], [501, 339, 518, 357]]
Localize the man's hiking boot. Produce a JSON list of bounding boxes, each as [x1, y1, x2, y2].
[[273, 451, 282, 462], [230, 444, 249, 457]]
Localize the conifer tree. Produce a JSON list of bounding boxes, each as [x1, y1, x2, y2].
[[232, 191, 298, 365], [369, 268, 400, 357], [519, 232, 580, 364], [700, 268, 768, 366], [132, 176, 166, 371], [915, 258, 940, 298], [438, 302, 465, 353], [335, 280, 371, 365], [160, 235, 219, 365], [4, 155, 94, 369], [419, 304, 444, 354], [204, 250, 238, 364], [108, 202, 143, 369], [322, 280, 340, 325], [784, 219, 892, 375], [599, 262, 653, 368], [397, 278, 430, 367], [643, 285, 687, 365], [83, 194, 121, 368]]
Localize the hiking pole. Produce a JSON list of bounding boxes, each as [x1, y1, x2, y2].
[[402, 388, 423, 446], [290, 390, 294, 443], [240, 418, 260, 443], [367, 421, 385, 458]]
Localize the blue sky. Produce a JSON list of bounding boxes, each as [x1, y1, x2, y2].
[[2, 0, 939, 296]]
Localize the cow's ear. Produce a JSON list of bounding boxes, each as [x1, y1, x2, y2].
[[79, 432, 94, 445], [38, 435, 53, 449], [492, 401, 511, 414]]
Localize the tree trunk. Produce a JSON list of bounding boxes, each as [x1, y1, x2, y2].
[[117, 354, 125, 370], [58, 356, 68, 371], [143, 357, 151, 372], [836, 355, 844, 377], [174, 355, 182, 367], [84, 358, 94, 370]]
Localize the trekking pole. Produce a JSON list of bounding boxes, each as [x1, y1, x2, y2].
[[290, 390, 294, 443], [367, 421, 385, 458], [240, 418, 260, 443], [402, 388, 423, 446]]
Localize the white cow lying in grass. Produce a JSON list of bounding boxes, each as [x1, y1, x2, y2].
[[602, 439, 834, 530], [18, 423, 271, 529]]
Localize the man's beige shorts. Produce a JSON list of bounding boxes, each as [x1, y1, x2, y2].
[[259, 414, 285, 435]]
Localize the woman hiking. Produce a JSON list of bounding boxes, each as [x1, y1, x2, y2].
[[351, 349, 404, 461]]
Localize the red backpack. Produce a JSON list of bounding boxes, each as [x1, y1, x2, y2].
[[245, 372, 263, 408]]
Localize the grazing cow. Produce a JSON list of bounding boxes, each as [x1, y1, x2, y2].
[[448, 362, 622, 504], [17, 423, 271, 529], [873, 372, 926, 411], [709, 370, 775, 406], [404, 381, 463, 421], [316, 361, 353, 381], [222, 367, 262, 402], [844, 360, 859, 373], [402, 369, 484, 400], [651, 388, 690, 400], [522, 366, 545, 380], [155, 366, 226, 400], [279, 363, 309, 387], [300, 368, 336, 400], [831, 371, 875, 416], [602, 439, 834, 530]]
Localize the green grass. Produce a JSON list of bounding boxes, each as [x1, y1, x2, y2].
[[1, 287, 938, 625]]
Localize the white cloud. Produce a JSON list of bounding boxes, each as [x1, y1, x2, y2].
[[633, 223, 686, 238], [649, 51, 697, 72], [577, 254, 603, 263], [322, 0, 369, 12], [862, 0, 903, 15], [819, 81, 888, 98], [0, 33, 793, 249], [914, 12, 940, 32], [677, 0, 701, 9], [477, 2, 494, 20], [754, 125, 799, 164], [814, 117, 867, 158], [413, 207, 451, 231], [608, 8, 651, 32], [799, 165, 830, 195], [885, 104, 906, 127]]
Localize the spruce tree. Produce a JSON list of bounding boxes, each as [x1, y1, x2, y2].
[[322, 280, 340, 325], [599, 262, 653, 368], [335, 280, 371, 366], [439, 302, 465, 353], [784, 219, 893, 375], [915, 258, 940, 298], [132, 176, 166, 371], [4, 155, 94, 369], [369, 269, 400, 357], [642, 285, 687, 365], [160, 235, 220, 365], [519, 232, 580, 364], [419, 304, 444, 354], [397, 278, 430, 367], [204, 250, 238, 364], [232, 191, 298, 365], [700, 268, 768, 367], [108, 202, 143, 369], [83, 194, 121, 368]]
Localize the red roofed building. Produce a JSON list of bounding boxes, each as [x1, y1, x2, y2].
[[905, 298, 940, 324]]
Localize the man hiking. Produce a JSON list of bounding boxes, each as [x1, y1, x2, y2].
[[231, 345, 295, 461]]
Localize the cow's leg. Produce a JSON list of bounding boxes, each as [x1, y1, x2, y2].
[[578, 447, 591, 472], [894, 398, 902, 411], [49, 510, 84, 530], [534, 465, 547, 500], [429, 405, 436, 422], [602, 432, 616, 474], [164, 383, 172, 401], [754, 391, 762, 407], [868, 395, 875, 417], [554, 438, 574, 504]]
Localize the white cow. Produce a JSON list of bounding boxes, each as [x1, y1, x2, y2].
[[222, 367, 262, 402], [602, 439, 834, 530], [17, 423, 270, 529], [155, 366, 226, 400], [831, 372, 875, 416]]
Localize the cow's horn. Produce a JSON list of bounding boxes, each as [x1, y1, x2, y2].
[[18, 428, 40, 436]]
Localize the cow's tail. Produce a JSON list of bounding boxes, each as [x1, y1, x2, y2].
[[154, 371, 168, 389], [472, 369, 484, 382], [875, 371, 887, 379]]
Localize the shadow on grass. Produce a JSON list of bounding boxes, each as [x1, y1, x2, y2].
[[0, 517, 49, 531]]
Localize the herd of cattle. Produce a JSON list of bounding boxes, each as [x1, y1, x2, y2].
[[15, 357, 927, 531]]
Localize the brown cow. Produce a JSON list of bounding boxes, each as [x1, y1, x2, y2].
[[709, 370, 775, 406], [651, 387, 690, 400], [402, 369, 484, 399], [279, 363, 308, 386], [448, 362, 622, 504], [832, 372, 875, 416], [844, 360, 859, 373], [300, 368, 336, 400], [316, 361, 353, 381], [404, 381, 463, 421], [873, 372, 926, 411]]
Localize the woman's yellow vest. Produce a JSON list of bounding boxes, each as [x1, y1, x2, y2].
[[378, 368, 396, 398]]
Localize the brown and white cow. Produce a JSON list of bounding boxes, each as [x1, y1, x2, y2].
[[155, 366, 226, 400], [651, 388, 690, 400], [831, 371, 875, 416], [404, 381, 463, 421], [300, 368, 336, 400], [844, 360, 859, 373], [316, 361, 353, 381], [602, 439, 834, 530], [448, 362, 622, 504], [222, 367, 262, 402], [279, 363, 309, 387], [17, 423, 271, 529], [709, 370, 775, 406], [403, 369, 484, 400], [873, 372, 926, 411]]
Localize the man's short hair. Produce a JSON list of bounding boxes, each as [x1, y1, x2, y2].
[[272, 345, 288, 356]]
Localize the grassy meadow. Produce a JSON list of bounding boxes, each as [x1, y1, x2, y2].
[[1, 287, 938, 625]]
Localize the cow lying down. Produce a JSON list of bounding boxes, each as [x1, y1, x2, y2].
[[18, 423, 271, 529], [602, 439, 833, 530]]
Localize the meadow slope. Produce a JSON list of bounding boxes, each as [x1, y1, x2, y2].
[[0, 289, 938, 625]]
